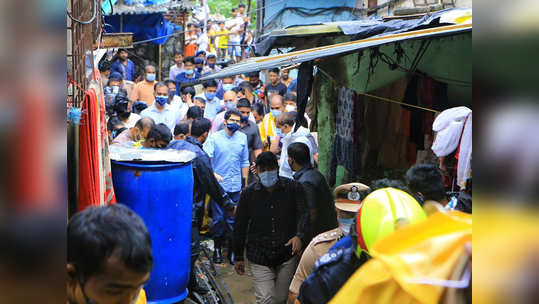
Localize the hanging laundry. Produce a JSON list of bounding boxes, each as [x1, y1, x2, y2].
[[328, 87, 362, 187], [432, 106, 472, 189]]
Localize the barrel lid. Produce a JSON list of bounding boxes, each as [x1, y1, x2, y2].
[[109, 145, 196, 163]]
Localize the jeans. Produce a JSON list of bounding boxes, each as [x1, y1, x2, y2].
[[228, 43, 242, 58], [250, 256, 299, 304], [210, 191, 241, 243]]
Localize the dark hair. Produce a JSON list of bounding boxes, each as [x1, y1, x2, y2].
[[238, 3, 246, 8], [218, 20, 225, 25], [252, 102, 265, 116], [288, 142, 310, 166], [247, 71, 259, 78], [183, 56, 195, 64], [164, 79, 176, 87], [67, 204, 153, 280], [108, 72, 123, 82], [404, 163, 446, 201], [99, 60, 112, 72], [191, 118, 212, 137], [231, 7, 237, 12], [186, 106, 204, 120], [107, 116, 124, 131], [174, 51, 184, 57], [237, 98, 251, 109], [239, 81, 253, 92], [195, 50, 206, 57], [117, 48, 128, 54], [154, 81, 168, 92], [284, 93, 297, 103], [370, 178, 410, 193], [146, 123, 172, 144], [193, 96, 206, 104], [232, 86, 245, 95], [255, 152, 278, 171], [174, 121, 191, 136], [269, 67, 280, 74], [135, 117, 155, 131], [224, 109, 241, 120], [181, 85, 196, 96], [203, 79, 218, 89], [207, 54, 217, 60]]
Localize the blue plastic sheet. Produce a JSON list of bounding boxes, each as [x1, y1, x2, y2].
[[104, 13, 175, 45]]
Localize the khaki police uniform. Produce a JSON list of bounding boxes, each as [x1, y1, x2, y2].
[[289, 227, 345, 294]]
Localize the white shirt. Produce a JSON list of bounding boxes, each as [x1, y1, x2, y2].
[[123, 112, 141, 128], [169, 95, 189, 121], [225, 17, 244, 42], [197, 33, 209, 53], [279, 125, 316, 179], [169, 64, 185, 81], [140, 104, 182, 133]]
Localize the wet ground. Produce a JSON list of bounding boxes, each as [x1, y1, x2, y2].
[[216, 261, 256, 304]]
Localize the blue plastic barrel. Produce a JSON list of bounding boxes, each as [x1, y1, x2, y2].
[[111, 161, 193, 304]]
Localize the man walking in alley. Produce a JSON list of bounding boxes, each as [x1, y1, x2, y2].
[[111, 48, 135, 81], [233, 152, 308, 304], [130, 65, 158, 107], [204, 109, 250, 264], [287, 142, 338, 243], [139, 82, 182, 133]]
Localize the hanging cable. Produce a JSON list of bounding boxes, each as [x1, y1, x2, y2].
[[67, 0, 97, 25]]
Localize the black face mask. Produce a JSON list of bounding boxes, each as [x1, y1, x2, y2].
[[118, 111, 130, 120]]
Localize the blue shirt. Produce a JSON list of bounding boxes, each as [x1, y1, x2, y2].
[[196, 94, 224, 121], [111, 59, 135, 81], [140, 104, 181, 133], [203, 129, 249, 192], [287, 78, 297, 93], [175, 71, 201, 95]]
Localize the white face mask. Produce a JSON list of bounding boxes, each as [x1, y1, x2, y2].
[[338, 218, 354, 235], [285, 105, 297, 112]]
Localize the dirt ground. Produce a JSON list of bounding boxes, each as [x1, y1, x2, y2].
[[216, 261, 256, 304]]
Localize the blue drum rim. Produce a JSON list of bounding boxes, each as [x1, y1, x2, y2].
[[111, 160, 190, 169]]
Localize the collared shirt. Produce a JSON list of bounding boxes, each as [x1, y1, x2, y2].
[[279, 125, 317, 179], [111, 59, 135, 81], [233, 178, 308, 267], [196, 94, 224, 121], [169, 64, 185, 80], [140, 104, 181, 132], [258, 113, 276, 147], [175, 71, 201, 92], [203, 129, 249, 192]]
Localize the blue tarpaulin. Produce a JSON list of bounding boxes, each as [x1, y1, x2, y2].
[[104, 13, 175, 45]]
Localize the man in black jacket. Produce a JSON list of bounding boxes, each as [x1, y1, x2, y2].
[[167, 118, 234, 294], [233, 152, 308, 304], [287, 142, 338, 244]]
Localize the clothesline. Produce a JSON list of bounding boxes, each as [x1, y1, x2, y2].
[[317, 67, 439, 114]]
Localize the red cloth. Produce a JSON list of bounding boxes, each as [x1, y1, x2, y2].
[[78, 89, 101, 210]]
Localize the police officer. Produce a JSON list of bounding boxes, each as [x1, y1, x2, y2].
[[296, 188, 427, 304], [287, 182, 370, 304]]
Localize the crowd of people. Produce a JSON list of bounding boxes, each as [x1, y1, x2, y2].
[[82, 26, 471, 304]]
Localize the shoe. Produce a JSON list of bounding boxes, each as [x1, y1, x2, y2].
[[227, 250, 235, 265], [213, 247, 223, 264]]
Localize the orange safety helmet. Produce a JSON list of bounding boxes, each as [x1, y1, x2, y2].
[[351, 187, 427, 257]]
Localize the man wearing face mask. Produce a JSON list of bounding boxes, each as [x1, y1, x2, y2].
[[202, 54, 221, 75], [283, 92, 311, 128], [140, 82, 182, 133], [113, 117, 155, 146], [104, 72, 126, 113], [287, 179, 368, 304], [259, 94, 285, 153], [196, 79, 223, 121], [67, 204, 152, 304], [130, 65, 158, 107], [204, 109, 250, 264], [175, 56, 201, 91], [233, 152, 308, 304], [211, 90, 238, 133], [114, 94, 141, 128]]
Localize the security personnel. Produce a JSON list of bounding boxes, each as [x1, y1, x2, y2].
[[296, 188, 427, 304], [287, 182, 370, 304]]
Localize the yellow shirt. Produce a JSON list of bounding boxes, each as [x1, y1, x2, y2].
[[258, 113, 277, 150], [216, 29, 229, 49], [136, 289, 147, 304]]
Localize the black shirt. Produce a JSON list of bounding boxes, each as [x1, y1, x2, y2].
[[293, 165, 339, 243], [264, 82, 288, 99], [233, 177, 308, 267]]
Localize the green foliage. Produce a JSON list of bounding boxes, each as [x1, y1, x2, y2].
[[206, 0, 256, 28]]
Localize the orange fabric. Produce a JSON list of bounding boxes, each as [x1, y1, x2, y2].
[[130, 81, 156, 107], [78, 89, 101, 210]]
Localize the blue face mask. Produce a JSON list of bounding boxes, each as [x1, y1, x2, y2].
[[226, 122, 241, 133], [169, 90, 177, 97], [225, 101, 236, 110], [259, 170, 278, 188], [185, 69, 194, 75], [271, 109, 282, 118], [240, 115, 249, 123], [205, 92, 216, 101], [209, 64, 215, 68], [276, 128, 284, 137], [222, 84, 234, 91], [196, 67, 203, 73], [155, 96, 168, 106], [146, 73, 156, 82]]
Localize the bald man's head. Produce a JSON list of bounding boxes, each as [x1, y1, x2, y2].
[[223, 90, 238, 107], [270, 94, 284, 109]]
